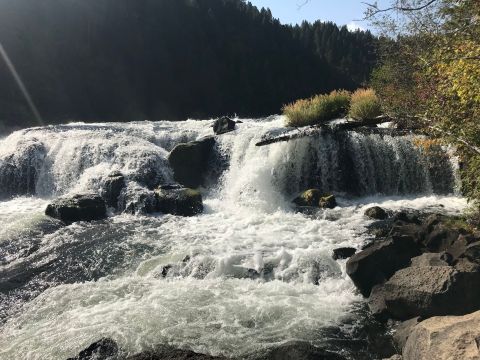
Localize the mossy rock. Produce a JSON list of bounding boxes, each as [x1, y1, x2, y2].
[[155, 186, 203, 216], [293, 189, 337, 209]]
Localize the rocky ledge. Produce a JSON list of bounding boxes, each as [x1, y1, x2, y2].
[[348, 207, 480, 359]]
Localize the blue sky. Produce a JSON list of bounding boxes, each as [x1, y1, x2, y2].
[[248, 0, 390, 30]]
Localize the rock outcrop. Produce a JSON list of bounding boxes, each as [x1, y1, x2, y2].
[[45, 194, 107, 224], [293, 190, 337, 209], [155, 185, 203, 216], [403, 311, 480, 360], [0, 138, 46, 199], [168, 137, 215, 188], [213, 116, 236, 135], [102, 171, 125, 208], [369, 261, 480, 320], [365, 206, 388, 220], [346, 235, 421, 297], [332, 247, 356, 260]]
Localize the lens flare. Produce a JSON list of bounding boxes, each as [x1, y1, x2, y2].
[[0, 42, 44, 126]]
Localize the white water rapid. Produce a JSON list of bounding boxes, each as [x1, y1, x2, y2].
[[0, 117, 467, 359]]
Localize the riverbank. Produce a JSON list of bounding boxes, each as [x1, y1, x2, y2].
[[347, 206, 480, 359]]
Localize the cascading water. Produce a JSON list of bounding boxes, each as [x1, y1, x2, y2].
[[0, 117, 466, 359]]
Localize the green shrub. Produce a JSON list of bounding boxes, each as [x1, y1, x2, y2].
[[348, 88, 382, 121], [283, 90, 351, 127]]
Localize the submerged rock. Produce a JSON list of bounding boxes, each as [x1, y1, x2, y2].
[[67, 338, 118, 360], [213, 116, 236, 135], [369, 261, 480, 320], [332, 247, 356, 260], [68, 339, 224, 360], [155, 186, 203, 216], [346, 235, 421, 297], [168, 137, 215, 188], [365, 206, 388, 220], [293, 190, 337, 209], [102, 172, 125, 208], [403, 311, 480, 360], [263, 341, 344, 360], [45, 194, 107, 224]]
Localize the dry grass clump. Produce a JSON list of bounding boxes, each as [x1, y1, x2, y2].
[[283, 90, 351, 127], [348, 88, 382, 121]]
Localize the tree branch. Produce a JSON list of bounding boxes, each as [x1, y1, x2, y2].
[[362, 0, 439, 19]]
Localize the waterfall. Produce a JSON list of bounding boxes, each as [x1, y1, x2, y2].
[[0, 117, 466, 360], [0, 117, 457, 203]]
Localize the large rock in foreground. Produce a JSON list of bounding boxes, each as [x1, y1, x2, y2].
[[369, 261, 480, 320], [346, 235, 421, 297], [403, 311, 480, 360], [168, 137, 215, 188], [45, 194, 107, 224], [155, 186, 203, 216]]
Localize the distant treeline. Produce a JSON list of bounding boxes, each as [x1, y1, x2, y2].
[[0, 0, 377, 127]]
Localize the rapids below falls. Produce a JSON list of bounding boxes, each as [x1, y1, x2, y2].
[[0, 116, 467, 359]]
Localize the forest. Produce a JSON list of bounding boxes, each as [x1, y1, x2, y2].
[[0, 0, 377, 128]]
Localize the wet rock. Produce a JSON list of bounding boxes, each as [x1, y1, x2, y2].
[[393, 212, 421, 225], [102, 172, 125, 208], [127, 345, 226, 360], [0, 138, 46, 199], [67, 338, 118, 360], [462, 241, 480, 265], [365, 206, 388, 220], [45, 194, 107, 224], [319, 194, 337, 209], [293, 190, 337, 209], [369, 262, 480, 320], [155, 186, 203, 216], [346, 235, 421, 297], [332, 247, 356, 260], [123, 187, 157, 214], [168, 137, 215, 188], [403, 311, 480, 360], [263, 341, 344, 360], [213, 116, 236, 135]]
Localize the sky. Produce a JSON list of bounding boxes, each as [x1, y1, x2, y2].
[[248, 0, 391, 31]]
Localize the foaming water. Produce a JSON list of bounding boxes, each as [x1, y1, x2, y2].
[[0, 117, 467, 359]]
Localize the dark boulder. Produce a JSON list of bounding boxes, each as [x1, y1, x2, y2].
[[393, 212, 421, 225], [263, 341, 344, 360], [213, 116, 236, 135], [168, 137, 215, 188], [332, 247, 356, 260], [102, 172, 125, 208], [319, 194, 337, 209], [463, 241, 480, 264], [369, 261, 480, 320], [293, 190, 337, 209], [346, 235, 421, 297], [127, 347, 226, 360], [155, 186, 203, 216], [45, 194, 107, 224], [67, 338, 118, 360], [422, 223, 461, 252], [0, 138, 46, 199], [365, 206, 388, 220]]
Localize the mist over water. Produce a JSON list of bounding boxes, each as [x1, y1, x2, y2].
[[0, 117, 466, 359]]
